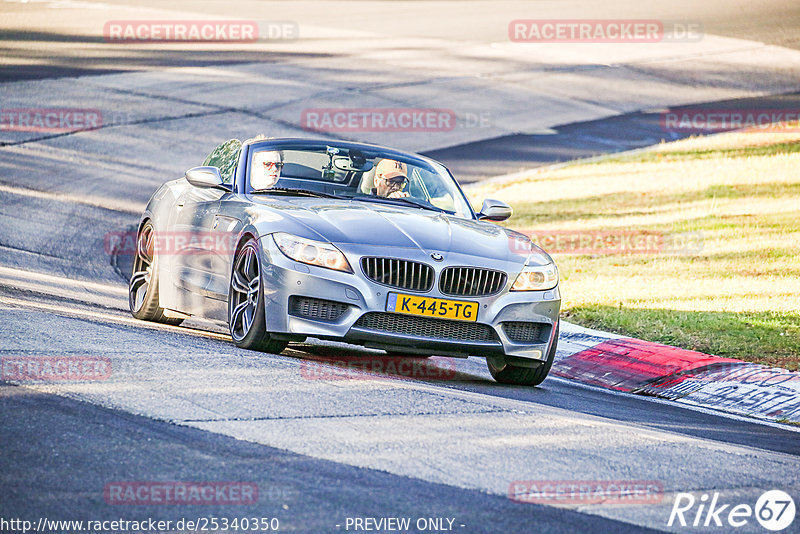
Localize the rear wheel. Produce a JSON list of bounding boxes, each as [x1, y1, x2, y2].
[[487, 323, 559, 386], [128, 221, 183, 325], [228, 239, 287, 354]]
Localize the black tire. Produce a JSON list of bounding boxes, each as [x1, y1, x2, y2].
[[128, 221, 183, 326], [228, 239, 287, 354], [487, 322, 559, 386]]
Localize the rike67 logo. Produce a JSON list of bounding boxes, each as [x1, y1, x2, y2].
[[669, 490, 795, 531]]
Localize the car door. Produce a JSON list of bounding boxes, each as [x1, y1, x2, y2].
[[169, 140, 242, 319]]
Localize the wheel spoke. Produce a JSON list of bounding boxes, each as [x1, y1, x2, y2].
[[230, 299, 249, 333], [133, 286, 146, 311], [136, 250, 150, 266], [137, 228, 153, 264], [129, 266, 151, 313], [242, 304, 254, 331], [243, 249, 254, 278], [231, 270, 250, 293], [248, 275, 260, 294], [145, 229, 154, 257], [130, 270, 148, 289]]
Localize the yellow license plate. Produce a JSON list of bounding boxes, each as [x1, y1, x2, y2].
[[386, 293, 479, 322]]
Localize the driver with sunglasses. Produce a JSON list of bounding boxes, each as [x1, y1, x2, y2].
[[372, 158, 410, 199], [251, 150, 284, 190]]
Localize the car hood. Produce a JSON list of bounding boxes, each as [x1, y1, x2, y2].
[[248, 196, 550, 264]]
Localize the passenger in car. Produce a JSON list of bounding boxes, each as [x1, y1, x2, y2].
[[372, 159, 410, 198]]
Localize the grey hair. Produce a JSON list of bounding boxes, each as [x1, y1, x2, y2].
[[246, 135, 283, 161]]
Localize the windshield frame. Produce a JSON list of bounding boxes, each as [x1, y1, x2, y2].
[[237, 138, 476, 219]]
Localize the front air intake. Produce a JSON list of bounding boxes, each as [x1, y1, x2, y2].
[[353, 312, 496, 342], [289, 296, 349, 321]]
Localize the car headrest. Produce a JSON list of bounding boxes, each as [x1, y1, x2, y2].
[[359, 167, 377, 194]]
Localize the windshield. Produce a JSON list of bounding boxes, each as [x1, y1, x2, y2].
[[246, 143, 473, 218]]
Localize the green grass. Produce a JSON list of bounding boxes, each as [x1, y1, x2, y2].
[[562, 307, 800, 370], [469, 131, 800, 368], [603, 139, 800, 163]]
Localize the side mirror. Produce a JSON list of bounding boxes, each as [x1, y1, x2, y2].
[[477, 199, 512, 221], [185, 166, 226, 189]]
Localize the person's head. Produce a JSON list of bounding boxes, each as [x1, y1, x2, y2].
[[373, 159, 408, 197], [251, 150, 283, 190]]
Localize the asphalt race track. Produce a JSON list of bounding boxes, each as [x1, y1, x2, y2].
[[2, 1, 800, 533]]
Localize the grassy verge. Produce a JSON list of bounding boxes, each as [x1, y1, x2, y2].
[[469, 131, 800, 369]]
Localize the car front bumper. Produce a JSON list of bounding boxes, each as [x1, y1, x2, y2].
[[259, 237, 561, 361]]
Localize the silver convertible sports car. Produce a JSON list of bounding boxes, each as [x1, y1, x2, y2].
[[129, 137, 561, 385]]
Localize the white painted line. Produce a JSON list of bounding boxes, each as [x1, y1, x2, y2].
[[0, 180, 142, 214], [0, 265, 126, 294], [0, 295, 231, 342]]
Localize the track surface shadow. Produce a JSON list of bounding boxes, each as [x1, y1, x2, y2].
[[0, 384, 660, 534]]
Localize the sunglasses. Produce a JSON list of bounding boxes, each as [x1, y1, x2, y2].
[[385, 175, 407, 185], [263, 161, 284, 169]]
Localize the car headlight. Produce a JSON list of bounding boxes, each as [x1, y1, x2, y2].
[[272, 232, 352, 273], [511, 262, 558, 291]]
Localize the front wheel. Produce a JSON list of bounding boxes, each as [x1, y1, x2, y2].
[[487, 323, 559, 386], [228, 239, 287, 354], [128, 221, 183, 325]]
